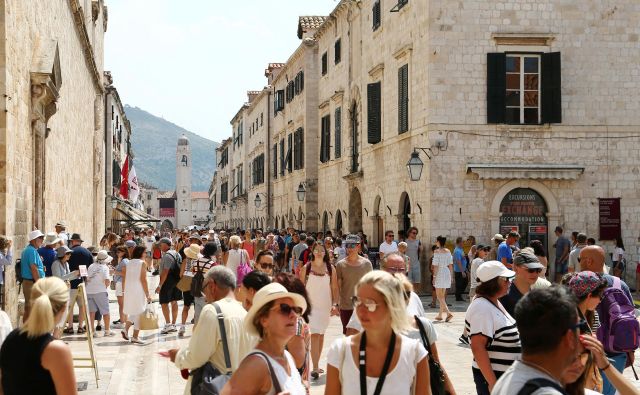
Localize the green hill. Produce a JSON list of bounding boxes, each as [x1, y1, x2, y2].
[[126, 105, 218, 191]]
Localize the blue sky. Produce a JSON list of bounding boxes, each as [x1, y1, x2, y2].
[[105, 0, 338, 143]]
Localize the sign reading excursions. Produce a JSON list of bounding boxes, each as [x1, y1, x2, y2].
[[598, 198, 621, 240], [500, 188, 547, 224]]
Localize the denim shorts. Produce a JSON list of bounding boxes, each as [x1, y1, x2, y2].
[[87, 292, 110, 315]]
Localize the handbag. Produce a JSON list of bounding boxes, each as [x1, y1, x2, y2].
[[415, 316, 447, 395], [236, 250, 252, 285], [190, 303, 232, 395], [139, 303, 160, 330], [177, 274, 192, 292]]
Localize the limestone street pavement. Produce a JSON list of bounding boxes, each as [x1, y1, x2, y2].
[[68, 274, 640, 394]]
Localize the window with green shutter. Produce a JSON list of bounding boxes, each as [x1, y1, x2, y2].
[[335, 39, 341, 64], [272, 144, 277, 179], [335, 107, 342, 158], [398, 64, 409, 133], [372, 1, 381, 30], [321, 52, 328, 76], [367, 82, 382, 144], [320, 115, 331, 163]]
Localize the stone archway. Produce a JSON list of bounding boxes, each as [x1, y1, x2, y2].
[[322, 211, 329, 234], [398, 192, 411, 238], [348, 188, 363, 232], [335, 210, 343, 235], [161, 219, 174, 231]]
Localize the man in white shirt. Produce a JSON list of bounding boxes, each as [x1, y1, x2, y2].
[[168, 266, 255, 394], [378, 230, 399, 260]]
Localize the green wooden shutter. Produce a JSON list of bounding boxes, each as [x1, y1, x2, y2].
[[398, 64, 409, 133], [367, 82, 382, 144], [542, 52, 562, 123], [487, 53, 506, 123], [335, 107, 342, 158]]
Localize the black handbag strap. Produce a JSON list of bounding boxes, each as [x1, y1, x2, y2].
[[248, 352, 283, 394], [359, 331, 396, 395], [414, 315, 432, 356], [212, 303, 232, 374]]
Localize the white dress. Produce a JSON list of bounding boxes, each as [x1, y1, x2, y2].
[[123, 258, 146, 316], [306, 266, 331, 334], [433, 252, 452, 289]]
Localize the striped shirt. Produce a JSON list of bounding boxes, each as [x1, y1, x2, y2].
[[465, 297, 521, 372]]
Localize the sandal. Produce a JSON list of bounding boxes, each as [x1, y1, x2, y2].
[[429, 302, 436, 308], [311, 370, 319, 380], [445, 313, 454, 322], [76, 326, 86, 334], [63, 327, 75, 335], [121, 330, 129, 341]]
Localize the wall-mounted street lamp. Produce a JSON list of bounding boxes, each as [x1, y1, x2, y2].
[[254, 193, 269, 209], [296, 183, 306, 202], [406, 147, 433, 182]]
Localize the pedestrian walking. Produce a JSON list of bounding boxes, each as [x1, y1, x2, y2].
[[85, 250, 115, 337], [168, 266, 254, 395], [529, 239, 548, 278], [110, 245, 128, 329], [190, 242, 218, 324], [612, 237, 625, 278], [553, 226, 571, 282], [221, 282, 308, 395], [492, 286, 579, 394], [325, 270, 430, 395], [499, 251, 546, 316], [464, 261, 519, 395], [38, 233, 60, 278], [458, 244, 491, 345], [178, 243, 200, 337], [0, 277, 77, 395], [405, 227, 424, 294], [432, 236, 453, 322], [21, 230, 46, 322], [226, 235, 244, 277], [336, 234, 372, 334], [239, 270, 271, 310], [378, 230, 398, 260], [0, 236, 12, 292], [488, 234, 504, 261], [497, 231, 520, 270], [453, 237, 468, 301], [155, 237, 182, 334], [121, 246, 152, 344], [299, 242, 338, 380], [254, 249, 275, 277], [66, 233, 91, 333], [242, 230, 255, 261]]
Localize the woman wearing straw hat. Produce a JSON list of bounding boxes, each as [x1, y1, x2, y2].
[[178, 243, 200, 336], [222, 283, 308, 395]]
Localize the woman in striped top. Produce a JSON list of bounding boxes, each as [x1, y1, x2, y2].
[[464, 261, 521, 395]]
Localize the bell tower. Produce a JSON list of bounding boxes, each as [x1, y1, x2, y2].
[[176, 134, 192, 228]]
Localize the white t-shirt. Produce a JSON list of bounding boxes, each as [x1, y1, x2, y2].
[[327, 334, 427, 395], [378, 241, 399, 257], [145, 236, 156, 252], [464, 298, 521, 372], [613, 247, 624, 262], [405, 316, 438, 346], [348, 291, 424, 331], [85, 263, 110, 294], [469, 258, 484, 289], [492, 360, 564, 395]]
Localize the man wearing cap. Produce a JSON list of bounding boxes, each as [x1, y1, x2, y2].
[[55, 221, 70, 246], [497, 231, 520, 270], [336, 234, 372, 335], [38, 232, 60, 277], [499, 251, 546, 316], [167, 266, 254, 390], [20, 230, 46, 321], [66, 233, 92, 333], [488, 234, 504, 261], [156, 238, 182, 334]]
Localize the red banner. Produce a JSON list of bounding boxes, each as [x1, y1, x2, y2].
[[159, 208, 175, 218], [599, 198, 621, 240]]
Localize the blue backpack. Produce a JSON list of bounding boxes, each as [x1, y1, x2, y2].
[[596, 277, 640, 353]]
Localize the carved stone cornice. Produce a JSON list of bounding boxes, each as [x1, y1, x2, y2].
[[68, 0, 104, 93]]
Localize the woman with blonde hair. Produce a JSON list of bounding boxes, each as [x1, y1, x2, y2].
[[0, 277, 77, 394], [325, 271, 430, 395], [226, 235, 248, 286]]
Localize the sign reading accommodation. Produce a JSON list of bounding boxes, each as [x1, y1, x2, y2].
[[598, 198, 621, 240]]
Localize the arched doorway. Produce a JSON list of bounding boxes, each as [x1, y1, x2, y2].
[[399, 192, 411, 238], [161, 219, 174, 231], [373, 195, 383, 245], [281, 216, 285, 230], [349, 188, 363, 232], [499, 188, 548, 253], [322, 211, 329, 234], [335, 210, 343, 235]]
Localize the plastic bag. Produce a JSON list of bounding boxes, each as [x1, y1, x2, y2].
[[139, 303, 159, 330]]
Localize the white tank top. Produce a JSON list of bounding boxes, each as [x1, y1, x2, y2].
[[253, 350, 306, 395]]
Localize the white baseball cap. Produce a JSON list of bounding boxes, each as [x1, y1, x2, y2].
[[476, 260, 515, 283], [28, 230, 45, 241]]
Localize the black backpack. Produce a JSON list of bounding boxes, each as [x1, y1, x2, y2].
[[167, 251, 182, 282], [517, 378, 568, 395], [15, 259, 23, 284], [191, 260, 213, 296]]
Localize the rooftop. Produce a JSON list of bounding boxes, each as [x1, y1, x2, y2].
[[191, 191, 209, 199], [297, 16, 327, 39], [158, 191, 176, 199]]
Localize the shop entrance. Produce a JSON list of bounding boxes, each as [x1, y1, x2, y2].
[[499, 188, 548, 254]]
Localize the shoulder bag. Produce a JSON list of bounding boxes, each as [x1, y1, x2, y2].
[[246, 352, 283, 394], [415, 316, 447, 395], [190, 303, 232, 395]]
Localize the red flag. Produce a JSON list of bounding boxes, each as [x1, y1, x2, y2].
[[119, 156, 129, 199]]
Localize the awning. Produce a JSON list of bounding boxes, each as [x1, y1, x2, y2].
[[114, 201, 161, 224], [466, 163, 584, 180]]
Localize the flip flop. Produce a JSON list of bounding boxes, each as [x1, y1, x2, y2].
[[121, 330, 129, 341], [445, 314, 454, 322]]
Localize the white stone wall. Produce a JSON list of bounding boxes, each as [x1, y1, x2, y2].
[[245, 89, 270, 229]]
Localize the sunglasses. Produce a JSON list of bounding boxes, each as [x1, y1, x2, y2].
[[273, 303, 303, 316], [312, 250, 325, 254], [351, 296, 380, 312], [258, 263, 274, 269], [386, 234, 394, 238], [525, 268, 543, 274], [409, 231, 417, 235], [569, 319, 589, 333], [386, 267, 406, 273]]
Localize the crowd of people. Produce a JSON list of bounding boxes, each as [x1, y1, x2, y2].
[[0, 222, 638, 395]]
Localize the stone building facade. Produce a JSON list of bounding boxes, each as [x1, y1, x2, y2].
[[0, 0, 108, 321], [212, 0, 640, 276]]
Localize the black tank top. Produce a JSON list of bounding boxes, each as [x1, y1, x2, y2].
[[0, 329, 56, 395]]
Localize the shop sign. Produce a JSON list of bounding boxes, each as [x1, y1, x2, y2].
[[159, 208, 175, 217], [598, 198, 621, 240], [500, 225, 519, 235], [529, 225, 547, 234], [500, 188, 547, 224]]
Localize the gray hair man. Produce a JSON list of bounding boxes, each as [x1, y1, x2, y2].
[[168, 266, 255, 391]]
